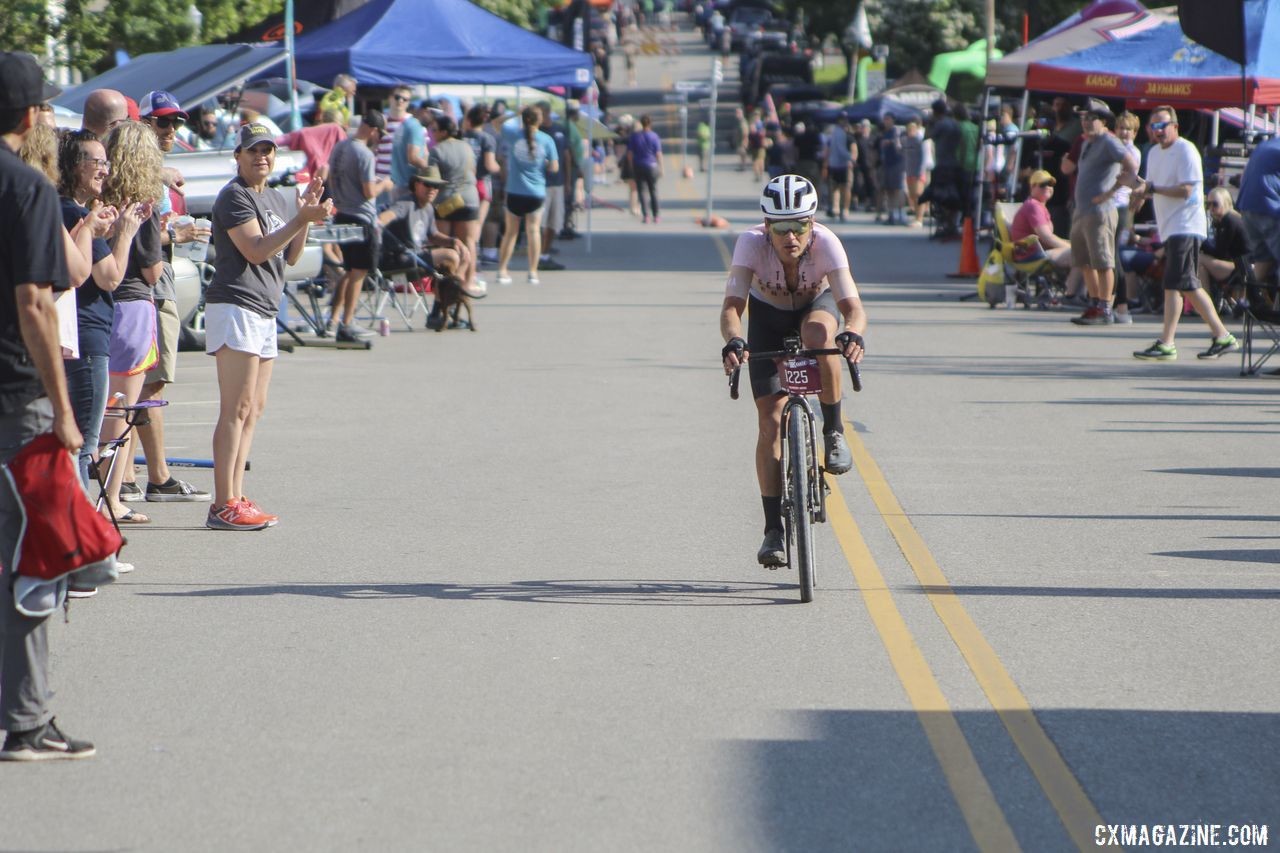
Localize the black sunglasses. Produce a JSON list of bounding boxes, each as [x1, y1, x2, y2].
[[1150, 120, 1175, 131], [147, 115, 185, 129], [391, 94, 410, 102]]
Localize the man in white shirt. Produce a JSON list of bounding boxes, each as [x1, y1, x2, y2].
[[1126, 106, 1237, 361]]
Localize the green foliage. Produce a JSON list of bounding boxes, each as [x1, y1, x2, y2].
[[196, 0, 286, 43], [793, 0, 1092, 85], [0, 0, 50, 58], [472, 0, 541, 29]]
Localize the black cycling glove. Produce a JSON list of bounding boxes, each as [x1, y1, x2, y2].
[[835, 331, 865, 354], [721, 336, 747, 361]]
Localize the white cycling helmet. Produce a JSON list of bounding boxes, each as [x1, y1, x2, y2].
[[760, 174, 818, 220]]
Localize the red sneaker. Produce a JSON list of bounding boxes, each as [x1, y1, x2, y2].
[[205, 500, 270, 531], [238, 497, 279, 527]]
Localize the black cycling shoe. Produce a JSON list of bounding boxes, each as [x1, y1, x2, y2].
[[757, 528, 786, 568], [824, 432, 853, 474]]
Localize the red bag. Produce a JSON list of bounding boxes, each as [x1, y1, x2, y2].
[[3, 433, 122, 582]]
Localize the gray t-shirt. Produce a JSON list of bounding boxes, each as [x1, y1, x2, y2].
[[329, 138, 377, 221], [115, 212, 163, 303], [429, 138, 479, 209], [1073, 132, 1129, 214], [205, 177, 291, 318], [386, 199, 436, 252]]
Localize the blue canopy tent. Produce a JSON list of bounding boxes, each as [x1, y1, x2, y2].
[[844, 95, 923, 124], [290, 0, 593, 88]]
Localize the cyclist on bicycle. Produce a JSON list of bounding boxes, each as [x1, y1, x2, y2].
[[720, 174, 867, 567]]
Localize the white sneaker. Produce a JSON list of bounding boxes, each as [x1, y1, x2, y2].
[[527, 274, 541, 286], [496, 274, 513, 286], [116, 561, 135, 574]]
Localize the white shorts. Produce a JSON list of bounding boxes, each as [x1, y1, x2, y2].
[[204, 302, 278, 360], [544, 185, 566, 232]]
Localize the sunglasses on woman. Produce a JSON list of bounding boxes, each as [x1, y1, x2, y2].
[[768, 220, 812, 236]]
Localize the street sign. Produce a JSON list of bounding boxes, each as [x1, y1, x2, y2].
[[674, 80, 711, 94], [662, 92, 689, 103]]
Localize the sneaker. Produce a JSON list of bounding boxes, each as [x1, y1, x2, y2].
[[823, 432, 852, 475], [1197, 334, 1240, 359], [205, 501, 271, 531], [115, 561, 134, 574], [239, 497, 278, 527], [496, 274, 513, 286], [1134, 340, 1177, 361], [1071, 307, 1109, 325], [67, 585, 97, 599], [0, 719, 95, 761], [119, 481, 144, 503], [1110, 312, 1133, 325], [335, 324, 371, 344], [757, 528, 785, 568], [145, 478, 211, 502], [527, 274, 541, 286], [538, 258, 566, 272]]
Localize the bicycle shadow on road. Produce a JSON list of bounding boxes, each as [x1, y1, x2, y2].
[[138, 579, 798, 606]]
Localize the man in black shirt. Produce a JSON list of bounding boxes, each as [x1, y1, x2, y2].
[[0, 51, 94, 760]]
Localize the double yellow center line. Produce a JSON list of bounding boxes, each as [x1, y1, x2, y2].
[[837, 429, 1106, 852]]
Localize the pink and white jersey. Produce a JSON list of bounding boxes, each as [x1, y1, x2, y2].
[[726, 222, 855, 310]]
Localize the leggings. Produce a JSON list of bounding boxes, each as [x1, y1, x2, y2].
[[634, 163, 659, 219]]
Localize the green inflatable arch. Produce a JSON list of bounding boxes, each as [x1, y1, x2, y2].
[[928, 40, 1002, 93]]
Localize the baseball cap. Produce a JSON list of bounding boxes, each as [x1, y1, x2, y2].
[[140, 90, 188, 120], [237, 122, 277, 150], [0, 51, 61, 109], [1029, 169, 1056, 187], [361, 109, 387, 132], [1075, 97, 1114, 122], [124, 96, 141, 121]]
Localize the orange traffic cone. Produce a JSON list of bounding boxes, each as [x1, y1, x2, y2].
[[947, 216, 981, 279]]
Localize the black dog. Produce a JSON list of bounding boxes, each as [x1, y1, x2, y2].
[[430, 273, 475, 332]]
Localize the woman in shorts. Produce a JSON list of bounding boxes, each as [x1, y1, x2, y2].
[[429, 116, 482, 293], [496, 106, 558, 286], [99, 121, 165, 524], [204, 123, 332, 531]]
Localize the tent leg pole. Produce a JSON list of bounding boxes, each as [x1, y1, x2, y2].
[[1007, 89, 1030, 201]]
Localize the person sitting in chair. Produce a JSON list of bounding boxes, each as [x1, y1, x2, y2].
[[376, 165, 470, 329], [1010, 169, 1072, 269]]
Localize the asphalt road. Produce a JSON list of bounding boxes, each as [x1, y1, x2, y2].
[[4, 23, 1277, 853]]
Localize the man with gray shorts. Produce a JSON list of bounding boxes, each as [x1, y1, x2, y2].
[[1068, 99, 1138, 325], [1236, 135, 1280, 284], [1127, 106, 1238, 361]]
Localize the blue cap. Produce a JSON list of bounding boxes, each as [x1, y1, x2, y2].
[[140, 90, 188, 120]]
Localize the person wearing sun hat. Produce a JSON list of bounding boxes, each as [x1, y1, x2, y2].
[[0, 51, 99, 760], [1010, 168, 1072, 270]]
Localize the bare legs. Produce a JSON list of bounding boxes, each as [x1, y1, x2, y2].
[[211, 348, 274, 508]]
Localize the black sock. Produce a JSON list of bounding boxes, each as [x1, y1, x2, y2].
[[820, 401, 844, 435], [762, 496, 782, 534]]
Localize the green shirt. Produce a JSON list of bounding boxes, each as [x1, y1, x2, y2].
[[958, 120, 980, 175]]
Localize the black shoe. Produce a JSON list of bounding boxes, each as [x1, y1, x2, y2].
[[0, 718, 95, 761], [335, 324, 371, 343], [538, 258, 567, 272], [823, 432, 852, 474], [757, 529, 786, 568]]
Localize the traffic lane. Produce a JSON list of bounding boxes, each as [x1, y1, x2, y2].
[[845, 277, 1279, 834]]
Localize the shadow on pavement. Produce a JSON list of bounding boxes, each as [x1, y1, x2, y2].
[[909, 584, 1280, 599], [915, 512, 1280, 523], [1153, 467, 1280, 479], [138, 579, 798, 606], [732, 709, 1277, 851]]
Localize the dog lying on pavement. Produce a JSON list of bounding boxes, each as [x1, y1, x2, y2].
[[429, 273, 476, 332]]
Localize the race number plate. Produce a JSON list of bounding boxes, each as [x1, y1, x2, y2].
[[781, 357, 822, 395]]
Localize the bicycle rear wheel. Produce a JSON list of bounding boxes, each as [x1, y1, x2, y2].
[[784, 403, 816, 603]]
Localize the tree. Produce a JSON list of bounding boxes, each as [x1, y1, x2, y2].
[[0, 0, 50, 59], [472, 0, 541, 29]]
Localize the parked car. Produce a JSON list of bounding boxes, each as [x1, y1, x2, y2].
[[728, 6, 773, 52]]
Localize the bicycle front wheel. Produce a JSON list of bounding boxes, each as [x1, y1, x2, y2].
[[785, 403, 816, 603]]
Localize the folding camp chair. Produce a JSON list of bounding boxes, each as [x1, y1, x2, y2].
[[1239, 277, 1280, 376], [983, 202, 1065, 309]]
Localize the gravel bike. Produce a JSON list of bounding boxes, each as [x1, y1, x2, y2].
[[729, 335, 861, 603]]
